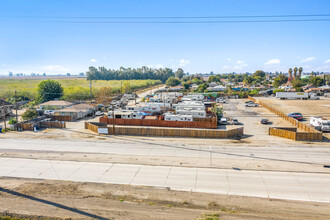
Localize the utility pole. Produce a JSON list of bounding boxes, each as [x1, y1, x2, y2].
[[111, 103, 115, 135], [89, 80, 92, 96], [135, 92, 137, 105], [15, 90, 18, 123], [2, 101, 6, 131]]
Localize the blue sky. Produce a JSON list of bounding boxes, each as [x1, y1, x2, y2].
[[1, 0, 330, 75]]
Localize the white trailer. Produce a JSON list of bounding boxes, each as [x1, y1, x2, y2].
[[310, 116, 330, 132], [276, 92, 319, 100], [164, 113, 193, 121]]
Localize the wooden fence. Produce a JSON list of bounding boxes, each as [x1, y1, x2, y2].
[[51, 115, 72, 122], [85, 122, 107, 133], [269, 127, 297, 141], [269, 127, 322, 141], [17, 121, 66, 131], [19, 123, 34, 131], [85, 122, 243, 139], [248, 96, 322, 141], [99, 116, 218, 129], [39, 121, 66, 128]]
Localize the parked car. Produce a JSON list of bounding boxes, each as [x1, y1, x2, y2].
[[261, 119, 270, 124], [288, 112, 303, 121], [245, 101, 254, 104], [245, 102, 259, 107], [219, 117, 228, 125], [95, 111, 104, 116], [232, 119, 239, 125], [44, 110, 56, 115], [216, 98, 226, 103]]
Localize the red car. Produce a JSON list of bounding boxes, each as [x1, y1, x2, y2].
[[288, 112, 303, 121]]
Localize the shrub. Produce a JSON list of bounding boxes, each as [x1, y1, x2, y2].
[[8, 118, 17, 125], [21, 109, 38, 121]]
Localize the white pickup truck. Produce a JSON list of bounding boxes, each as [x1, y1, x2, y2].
[[310, 116, 330, 132]]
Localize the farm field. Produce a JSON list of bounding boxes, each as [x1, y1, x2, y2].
[[0, 78, 161, 100]]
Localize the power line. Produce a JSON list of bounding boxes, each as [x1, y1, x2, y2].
[[2, 14, 330, 24], [2, 13, 330, 19], [13, 18, 330, 24]]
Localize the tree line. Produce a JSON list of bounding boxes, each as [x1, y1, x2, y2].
[[86, 66, 185, 82]]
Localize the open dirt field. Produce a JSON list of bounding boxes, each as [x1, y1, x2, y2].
[[256, 97, 330, 139], [1, 177, 330, 220]]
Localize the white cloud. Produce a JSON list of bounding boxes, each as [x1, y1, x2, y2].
[[324, 59, 330, 64], [90, 58, 97, 63], [236, 60, 244, 64], [264, 59, 281, 65], [226, 58, 232, 61], [300, 57, 315, 63], [222, 65, 231, 70], [178, 59, 190, 67]]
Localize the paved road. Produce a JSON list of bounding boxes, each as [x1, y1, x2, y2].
[[1, 138, 330, 164], [0, 157, 329, 203]]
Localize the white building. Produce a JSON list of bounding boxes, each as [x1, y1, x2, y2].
[[207, 85, 226, 92]]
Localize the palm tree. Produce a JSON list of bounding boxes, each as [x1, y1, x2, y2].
[[288, 68, 293, 80], [293, 67, 298, 78], [298, 67, 303, 78]]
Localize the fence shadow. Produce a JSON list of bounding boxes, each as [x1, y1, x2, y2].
[[0, 187, 110, 220]]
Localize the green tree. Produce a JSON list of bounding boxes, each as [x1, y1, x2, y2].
[[253, 70, 266, 78], [273, 88, 285, 94], [208, 75, 216, 83], [243, 76, 254, 86], [21, 109, 38, 121], [166, 77, 181, 87], [298, 67, 303, 78], [182, 82, 190, 90], [175, 68, 184, 79], [197, 83, 208, 93], [8, 118, 17, 125], [310, 77, 324, 87], [37, 80, 63, 103], [273, 74, 288, 88], [288, 68, 293, 80], [291, 78, 303, 89], [192, 78, 203, 85], [293, 67, 298, 78]]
